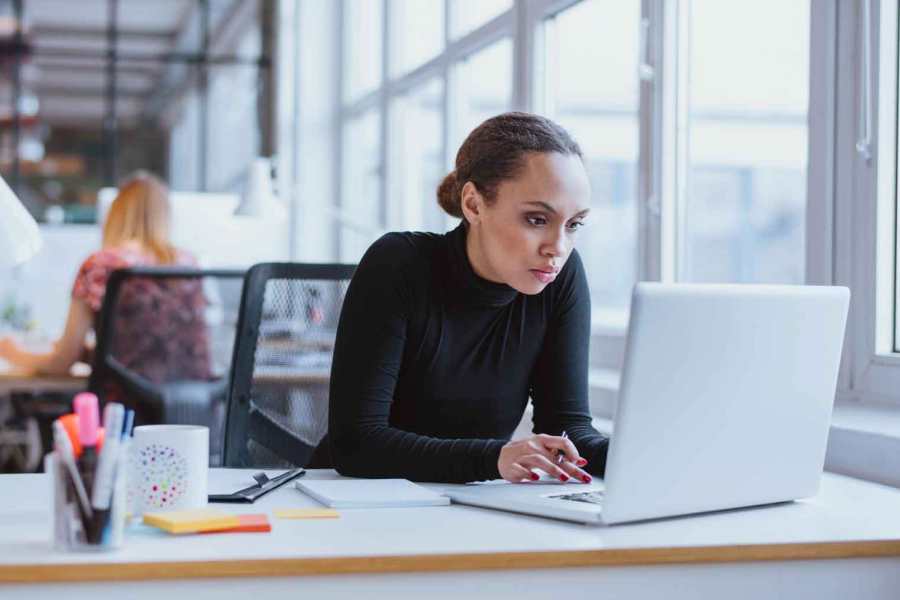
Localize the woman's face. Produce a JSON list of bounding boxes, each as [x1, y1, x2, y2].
[[462, 152, 591, 295]]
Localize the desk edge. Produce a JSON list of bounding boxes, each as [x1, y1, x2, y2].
[[3, 540, 900, 584]]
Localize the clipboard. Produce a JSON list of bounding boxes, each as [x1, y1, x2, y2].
[[208, 468, 306, 503]]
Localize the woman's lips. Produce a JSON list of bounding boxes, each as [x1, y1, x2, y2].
[[530, 269, 557, 284]]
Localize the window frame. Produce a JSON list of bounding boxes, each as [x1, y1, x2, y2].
[[837, 0, 900, 408]]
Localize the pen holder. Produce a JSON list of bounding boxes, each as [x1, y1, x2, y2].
[[47, 451, 128, 551]]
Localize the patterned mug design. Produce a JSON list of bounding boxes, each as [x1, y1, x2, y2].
[[130, 443, 189, 510]]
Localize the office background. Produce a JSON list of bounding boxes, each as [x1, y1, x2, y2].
[[0, 1, 895, 485]]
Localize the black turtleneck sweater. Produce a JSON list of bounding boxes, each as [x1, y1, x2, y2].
[[328, 223, 609, 483]]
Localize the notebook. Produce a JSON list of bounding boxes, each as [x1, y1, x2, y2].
[[294, 479, 450, 508]]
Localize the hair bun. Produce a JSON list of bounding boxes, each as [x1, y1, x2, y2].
[[436, 170, 463, 218]]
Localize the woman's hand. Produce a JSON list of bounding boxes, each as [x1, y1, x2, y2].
[[498, 434, 592, 484]]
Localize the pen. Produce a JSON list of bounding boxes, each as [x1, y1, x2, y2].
[[557, 430, 568, 465], [52, 420, 93, 521], [122, 409, 134, 439], [92, 403, 124, 511]]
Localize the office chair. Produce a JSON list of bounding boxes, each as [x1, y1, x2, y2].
[[223, 262, 355, 468], [89, 267, 245, 465]]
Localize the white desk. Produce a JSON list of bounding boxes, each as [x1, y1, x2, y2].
[[1, 469, 900, 599]]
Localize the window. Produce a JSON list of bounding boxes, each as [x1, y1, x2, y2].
[[285, 0, 831, 414], [390, 0, 445, 77], [340, 109, 382, 261], [344, 0, 383, 102], [542, 0, 641, 323], [681, 0, 809, 284], [449, 0, 512, 40], [389, 78, 445, 232], [452, 38, 513, 152]]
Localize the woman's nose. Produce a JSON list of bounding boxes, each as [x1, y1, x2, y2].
[[542, 231, 568, 258]]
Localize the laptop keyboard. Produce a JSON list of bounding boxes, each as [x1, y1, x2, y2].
[[548, 490, 606, 505]]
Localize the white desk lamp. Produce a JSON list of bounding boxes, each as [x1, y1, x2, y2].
[[0, 174, 41, 267]]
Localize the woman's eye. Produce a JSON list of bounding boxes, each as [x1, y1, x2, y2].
[[525, 215, 548, 227], [567, 221, 585, 231]]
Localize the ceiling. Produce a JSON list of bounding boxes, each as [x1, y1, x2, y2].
[[4, 0, 246, 127]]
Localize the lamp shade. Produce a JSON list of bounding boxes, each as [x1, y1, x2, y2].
[[235, 157, 283, 218], [0, 174, 41, 266]]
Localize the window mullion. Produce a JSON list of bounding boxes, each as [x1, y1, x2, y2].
[[513, 0, 536, 111], [380, 0, 391, 229], [638, 0, 663, 283]]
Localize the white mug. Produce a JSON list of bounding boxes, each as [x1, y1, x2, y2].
[[129, 425, 209, 514]]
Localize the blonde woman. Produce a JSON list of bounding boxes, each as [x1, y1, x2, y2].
[[0, 171, 201, 377]]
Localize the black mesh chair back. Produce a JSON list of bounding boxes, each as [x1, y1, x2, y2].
[[223, 263, 355, 468], [89, 267, 245, 465]]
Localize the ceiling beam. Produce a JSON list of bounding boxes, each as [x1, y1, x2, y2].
[[36, 86, 148, 99], [31, 25, 175, 42], [34, 61, 161, 78], [29, 45, 267, 66]]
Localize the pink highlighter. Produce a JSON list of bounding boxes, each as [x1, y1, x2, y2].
[[73, 393, 101, 501]]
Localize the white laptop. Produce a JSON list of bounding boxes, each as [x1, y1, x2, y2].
[[442, 283, 850, 525]]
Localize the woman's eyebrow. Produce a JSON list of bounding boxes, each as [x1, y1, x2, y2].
[[522, 201, 590, 218]]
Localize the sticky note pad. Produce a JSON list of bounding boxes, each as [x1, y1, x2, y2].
[[143, 509, 240, 534], [274, 508, 340, 519], [201, 514, 271, 534]]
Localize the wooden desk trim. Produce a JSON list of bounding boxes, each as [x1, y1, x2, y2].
[[3, 540, 900, 584]]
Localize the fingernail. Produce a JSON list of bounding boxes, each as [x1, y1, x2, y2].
[[576, 458, 588, 467], [530, 473, 539, 481], [582, 475, 592, 483], [559, 474, 569, 482]]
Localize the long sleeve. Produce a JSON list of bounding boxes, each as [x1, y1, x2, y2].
[[328, 235, 505, 483], [529, 250, 609, 476]]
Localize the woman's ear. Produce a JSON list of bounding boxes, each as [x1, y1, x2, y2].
[[460, 182, 483, 225]]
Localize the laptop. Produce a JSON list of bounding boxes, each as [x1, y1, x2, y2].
[[442, 283, 850, 525]]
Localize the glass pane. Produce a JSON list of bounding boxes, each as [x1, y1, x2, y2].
[[390, 0, 444, 77], [450, 0, 512, 39], [341, 110, 382, 261], [684, 0, 809, 284], [543, 0, 640, 324], [453, 37, 513, 151], [389, 78, 444, 232], [344, 0, 383, 102], [206, 63, 262, 193]]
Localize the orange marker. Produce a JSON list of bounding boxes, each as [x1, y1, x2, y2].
[[59, 414, 104, 456], [59, 414, 81, 457]]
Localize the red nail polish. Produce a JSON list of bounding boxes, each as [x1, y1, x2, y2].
[[577, 458, 588, 467], [530, 473, 539, 481], [582, 475, 592, 483], [559, 474, 569, 482]]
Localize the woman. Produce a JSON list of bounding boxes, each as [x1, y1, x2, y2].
[[328, 112, 608, 484], [0, 171, 202, 379]]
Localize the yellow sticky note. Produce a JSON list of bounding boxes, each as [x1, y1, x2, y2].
[[274, 508, 340, 519], [143, 509, 240, 534]]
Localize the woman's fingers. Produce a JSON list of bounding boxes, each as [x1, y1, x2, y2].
[[507, 463, 537, 483], [525, 436, 592, 483], [536, 434, 582, 464], [520, 454, 571, 482]]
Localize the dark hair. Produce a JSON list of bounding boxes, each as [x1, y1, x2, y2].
[[436, 111, 583, 219]]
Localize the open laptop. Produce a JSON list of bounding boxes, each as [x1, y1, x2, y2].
[[442, 283, 850, 525]]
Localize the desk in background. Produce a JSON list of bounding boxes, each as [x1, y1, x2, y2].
[[0, 361, 88, 472], [1, 469, 899, 599], [0, 361, 89, 396]]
